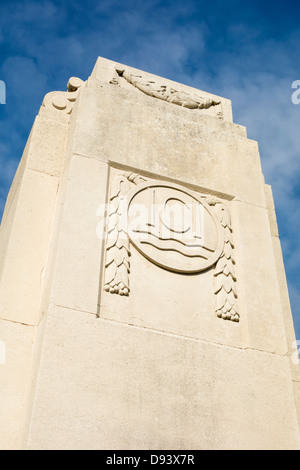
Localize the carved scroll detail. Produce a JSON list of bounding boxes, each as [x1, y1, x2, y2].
[[42, 76, 85, 114], [115, 67, 222, 114], [104, 172, 147, 295], [207, 197, 239, 322]]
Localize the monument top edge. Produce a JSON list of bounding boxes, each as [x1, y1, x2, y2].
[[91, 56, 233, 122]]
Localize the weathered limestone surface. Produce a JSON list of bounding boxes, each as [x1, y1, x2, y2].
[[0, 57, 299, 449], [27, 305, 299, 450]]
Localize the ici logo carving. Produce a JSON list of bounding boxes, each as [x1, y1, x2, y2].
[[126, 182, 223, 273]]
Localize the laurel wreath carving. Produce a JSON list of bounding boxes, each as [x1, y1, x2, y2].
[[104, 172, 147, 295], [104, 174, 239, 322], [207, 197, 239, 322], [114, 67, 223, 118]]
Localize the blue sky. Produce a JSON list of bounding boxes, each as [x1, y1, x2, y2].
[[0, 0, 300, 337]]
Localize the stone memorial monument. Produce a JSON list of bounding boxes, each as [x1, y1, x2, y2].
[[0, 57, 300, 449]]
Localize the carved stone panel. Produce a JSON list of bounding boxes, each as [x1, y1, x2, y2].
[[103, 172, 239, 322]]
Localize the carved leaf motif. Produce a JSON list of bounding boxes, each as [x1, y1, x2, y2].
[[214, 256, 227, 275], [211, 201, 239, 322], [106, 228, 118, 249], [214, 274, 223, 294], [113, 250, 126, 267], [227, 290, 237, 304], [224, 226, 234, 247], [222, 259, 236, 279], [215, 288, 227, 311], [122, 257, 130, 272], [104, 262, 117, 286], [107, 212, 118, 230], [116, 68, 223, 117], [223, 242, 232, 259], [223, 276, 233, 294], [104, 172, 147, 296]]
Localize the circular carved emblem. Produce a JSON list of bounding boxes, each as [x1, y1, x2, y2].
[[126, 182, 223, 273]]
